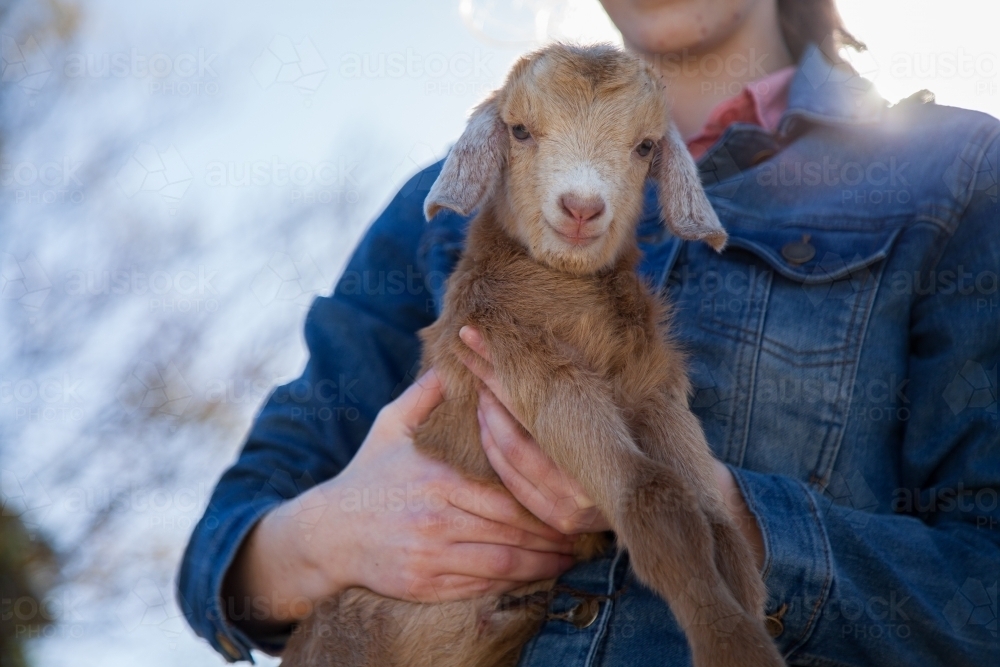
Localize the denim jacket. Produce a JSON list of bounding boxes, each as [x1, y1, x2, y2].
[[179, 45, 1000, 666]]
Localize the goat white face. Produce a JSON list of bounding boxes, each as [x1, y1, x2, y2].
[[425, 44, 726, 276], [500, 50, 665, 274]]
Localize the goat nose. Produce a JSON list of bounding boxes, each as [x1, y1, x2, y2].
[[560, 194, 605, 223]]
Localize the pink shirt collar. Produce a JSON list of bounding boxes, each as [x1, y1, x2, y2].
[[686, 66, 796, 160]]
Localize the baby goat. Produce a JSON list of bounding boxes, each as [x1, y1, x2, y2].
[[282, 43, 784, 667]]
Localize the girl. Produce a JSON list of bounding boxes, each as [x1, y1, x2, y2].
[[180, 1, 1000, 665]]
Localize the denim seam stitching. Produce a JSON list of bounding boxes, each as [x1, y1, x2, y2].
[[734, 266, 772, 467], [907, 205, 978, 312], [721, 256, 762, 463], [208, 499, 286, 661], [813, 263, 867, 481], [582, 549, 626, 667], [813, 258, 887, 484], [952, 124, 1000, 214], [785, 480, 835, 657]]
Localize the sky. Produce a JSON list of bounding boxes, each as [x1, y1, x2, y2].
[[0, 1, 997, 666]]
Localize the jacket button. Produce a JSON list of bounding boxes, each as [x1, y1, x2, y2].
[[750, 148, 777, 165], [781, 234, 815, 265], [764, 614, 784, 637], [216, 632, 241, 660], [567, 598, 601, 629], [765, 603, 788, 638]]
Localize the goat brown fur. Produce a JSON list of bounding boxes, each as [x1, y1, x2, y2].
[[282, 43, 784, 667]]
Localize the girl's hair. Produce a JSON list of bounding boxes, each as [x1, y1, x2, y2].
[[778, 0, 865, 62]]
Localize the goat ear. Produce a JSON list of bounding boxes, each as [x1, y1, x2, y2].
[[424, 95, 507, 221], [652, 124, 727, 252]]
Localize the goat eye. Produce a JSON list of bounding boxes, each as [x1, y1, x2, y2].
[[636, 139, 655, 157], [511, 124, 531, 141]]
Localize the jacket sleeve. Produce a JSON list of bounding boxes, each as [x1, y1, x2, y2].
[[176, 163, 444, 662], [730, 133, 1000, 666]]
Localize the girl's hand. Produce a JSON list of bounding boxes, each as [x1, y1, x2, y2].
[[459, 326, 612, 535], [459, 325, 764, 569], [224, 368, 576, 635]]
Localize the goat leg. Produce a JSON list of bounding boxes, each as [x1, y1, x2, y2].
[[495, 360, 783, 667], [632, 392, 769, 620]]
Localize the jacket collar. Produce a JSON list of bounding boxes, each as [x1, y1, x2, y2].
[[778, 43, 887, 136]]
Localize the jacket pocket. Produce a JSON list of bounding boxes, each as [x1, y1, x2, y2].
[[674, 213, 904, 479], [694, 219, 902, 361]]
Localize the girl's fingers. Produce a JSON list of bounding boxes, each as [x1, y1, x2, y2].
[[446, 480, 570, 544], [402, 574, 524, 603], [441, 507, 574, 554], [438, 543, 575, 583], [477, 403, 563, 528], [478, 393, 607, 534], [478, 391, 562, 495], [459, 327, 516, 410], [386, 368, 445, 432], [458, 326, 491, 362]]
